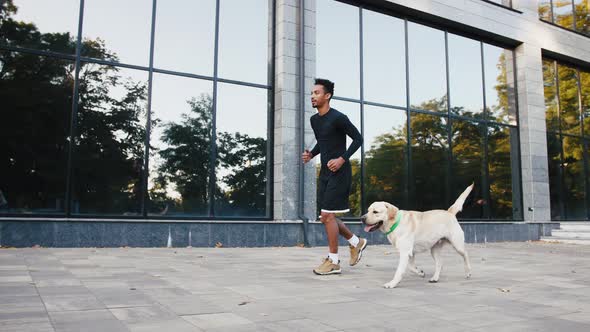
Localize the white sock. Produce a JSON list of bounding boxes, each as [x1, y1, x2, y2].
[[348, 234, 360, 247], [328, 253, 339, 264]]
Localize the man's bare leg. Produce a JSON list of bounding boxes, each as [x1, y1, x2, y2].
[[336, 219, 353, 240], [321, 211, 340, 254]]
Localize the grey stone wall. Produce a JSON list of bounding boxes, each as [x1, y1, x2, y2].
[[0, 220, 560, 248]]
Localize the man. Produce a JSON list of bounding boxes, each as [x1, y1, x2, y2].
[[302, 78, 367, 275]]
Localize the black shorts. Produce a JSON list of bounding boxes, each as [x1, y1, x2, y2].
[[317, 165, 352, 213]]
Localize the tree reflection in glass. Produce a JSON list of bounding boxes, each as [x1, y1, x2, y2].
[[411, 112, 448, 211], [488, 125, 517, 219], [557, 64, 581, 136], [452, 120, 485, 218], [363, 105, 407, 210], [562, 135, 586, 218], [149, 75, 213, 216], [543, 59, 559, 132], [71, 65, 148, 215]]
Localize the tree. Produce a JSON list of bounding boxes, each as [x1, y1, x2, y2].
[[1, 1, 148, 214]]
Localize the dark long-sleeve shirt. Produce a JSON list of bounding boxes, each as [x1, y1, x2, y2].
[[310, 108, 363, 169]]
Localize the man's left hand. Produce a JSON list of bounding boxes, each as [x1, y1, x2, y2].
[[327, 157, 345, 172]]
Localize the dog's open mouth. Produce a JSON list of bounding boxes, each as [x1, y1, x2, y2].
[[364, 221, 383, 233]]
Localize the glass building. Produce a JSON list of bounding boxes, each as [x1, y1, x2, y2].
[[1, 0, 589, 247]]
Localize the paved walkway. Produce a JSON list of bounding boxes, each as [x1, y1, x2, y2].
[[1, 242, 589, 332]]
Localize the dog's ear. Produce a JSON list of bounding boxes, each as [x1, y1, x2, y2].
[[386, 203, 398, 221]]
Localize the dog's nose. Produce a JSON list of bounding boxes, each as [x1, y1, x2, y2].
[[360, 214, 367, 224]]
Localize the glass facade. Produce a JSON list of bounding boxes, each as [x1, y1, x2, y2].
[[543, 59, 590, 220], [0, 0, 273, 219], [317, 0, 522, 220], [539, 0, 590, 36]]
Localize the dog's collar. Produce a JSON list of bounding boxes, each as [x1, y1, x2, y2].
[[385, 211, 402, 235]]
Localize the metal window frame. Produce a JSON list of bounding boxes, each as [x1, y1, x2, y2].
[[0, 0, 275, 220]]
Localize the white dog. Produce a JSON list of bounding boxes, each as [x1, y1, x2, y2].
[[361, 184, 474, 288]]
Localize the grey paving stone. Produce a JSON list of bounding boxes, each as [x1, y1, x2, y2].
[[1, 242, 589, 331], [109, 305, 177, 324], [41, 294, 105, 312], [181, 312, 253, 330], [0, 320, 55, 332], [49, 309, 129, 332]]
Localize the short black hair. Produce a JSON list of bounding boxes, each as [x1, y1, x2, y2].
[[314, 78, 334, 100]]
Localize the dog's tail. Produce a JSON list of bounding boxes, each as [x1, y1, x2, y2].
[[448, 183, 474, 216]]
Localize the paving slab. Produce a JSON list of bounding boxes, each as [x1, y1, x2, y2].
[[0, 242, 589, 331]]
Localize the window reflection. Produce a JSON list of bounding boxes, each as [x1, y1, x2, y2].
[[547, 133, 563, 220], [0, 0, 79, 54], [574, 0, 590, 34], [580, 71, 590, 137], [486, 0, 511, 6], [363, 105, 407, 209], [149, 73, 213, 217], [557, 64, 581, 136], [411, 113, 448, 211], [452, 120, 485, 219], [362, 10, 406, 107], [408, 22, 446, 112], [71, 65, 148, 215], [448, 34, 483, 118], [539, 0, 553, 21], [553, 0, 574, 30], [543, 59, 559, 132], [562, 135, 586, 219], [82, 0, 152, 66], [218, 0, 270, 85], [484, 44, 516, 125], [488, 125, 518, 219], [0, 51, 74, 214], [154, 0, 215, 76], [317, 0, 360, 99], [215, 83, 269, 217]]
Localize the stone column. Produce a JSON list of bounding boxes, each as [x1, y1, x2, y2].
[[274, 0, 317, 221], [515, 42, 552, 222]]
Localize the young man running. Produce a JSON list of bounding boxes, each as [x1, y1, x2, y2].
[[302, 78, 367, 275]]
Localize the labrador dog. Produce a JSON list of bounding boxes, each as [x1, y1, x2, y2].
[[361, 184, 474, 288]]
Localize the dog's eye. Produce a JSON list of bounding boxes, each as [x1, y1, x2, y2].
[[373, 211, 379, 214]]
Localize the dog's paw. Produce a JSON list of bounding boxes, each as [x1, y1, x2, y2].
[[428, 278, 438, 283], [383, 281, 398, 289], [418, 270, 425, 278], [465, 273, 472, 279]]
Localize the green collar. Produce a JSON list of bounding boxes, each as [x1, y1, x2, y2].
[[385, 211, 402, 235]]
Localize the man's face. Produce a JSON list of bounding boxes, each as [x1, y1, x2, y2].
[[311, 84, 331, 109]]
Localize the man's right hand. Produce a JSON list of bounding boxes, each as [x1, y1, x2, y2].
[[302, 150, 312, 163]]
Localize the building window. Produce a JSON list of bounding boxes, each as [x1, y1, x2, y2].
[[542, 59, 590, 220], [539, 0, 590, 37], [482, 0, 512, 8], [316, 0, 522, 220], [0, 0, 274, 219]]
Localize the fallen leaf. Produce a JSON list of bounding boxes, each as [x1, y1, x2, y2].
[[215, 242, 223, 248], [238, 301, 249, 306], [497, 288, 510, 293]]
